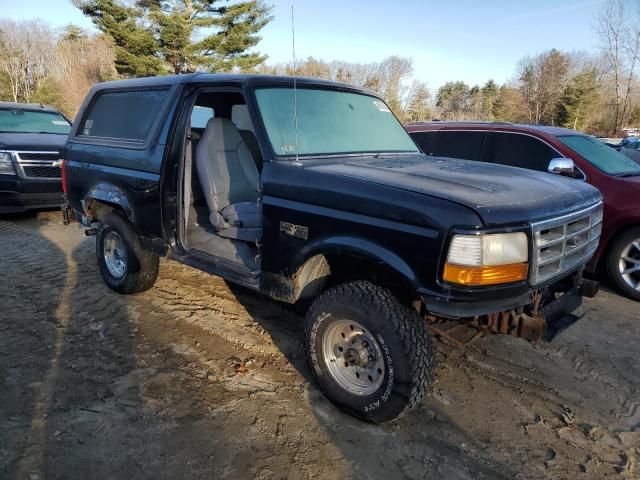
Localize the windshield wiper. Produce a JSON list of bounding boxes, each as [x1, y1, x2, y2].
[[617, 172, 640, 177]]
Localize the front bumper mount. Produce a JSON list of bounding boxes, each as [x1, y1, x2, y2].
[[425, 272, 599, 343]]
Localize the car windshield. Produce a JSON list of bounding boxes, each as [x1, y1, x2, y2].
[[0, 108, 71, 134], [557, 134, 640, 175], [254, 87, 419, 157]]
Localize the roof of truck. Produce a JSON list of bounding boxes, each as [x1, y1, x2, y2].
[[0, 101, 62, 113], [89, 73, 373, 95], [405, 121, 580, 137]]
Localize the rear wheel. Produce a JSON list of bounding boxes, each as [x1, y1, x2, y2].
[[304, 281, 435, 423], [606, 227, 640, 301], [96, 213, 159, 294]]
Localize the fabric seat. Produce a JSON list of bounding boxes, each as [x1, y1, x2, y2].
[[195, 117, 262, 243], [231, 104, 263, 171]]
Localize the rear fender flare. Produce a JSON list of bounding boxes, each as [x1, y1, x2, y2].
[[83, 183, 133, 222]]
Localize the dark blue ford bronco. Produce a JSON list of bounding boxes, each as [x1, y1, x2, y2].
[[62, 74, 602, 422]]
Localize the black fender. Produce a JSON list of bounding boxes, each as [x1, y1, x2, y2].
[[293, 235, 420, 299], [83, 183, 134, 222]]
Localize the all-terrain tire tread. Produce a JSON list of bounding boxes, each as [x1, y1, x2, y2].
[[96, 213, 159, 294], [304, 280, 435, 421]]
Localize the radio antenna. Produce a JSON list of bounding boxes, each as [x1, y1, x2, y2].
[[291, 4, 300, 164]]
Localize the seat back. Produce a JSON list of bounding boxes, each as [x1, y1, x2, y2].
[[195, 117, 260, 220], [231, 104, 263, 171]]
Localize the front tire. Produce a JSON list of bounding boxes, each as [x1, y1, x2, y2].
[[304, 281, 435, 423], [96, 213, 159, 294]]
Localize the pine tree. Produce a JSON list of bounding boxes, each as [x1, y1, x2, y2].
[[492, 85, 526, 123], [436, 81, 470, 119], [61, 24, 88, 42], [480, 79, 498, 119], [74, 0, 272, 77], [557, 69, 599, 131]]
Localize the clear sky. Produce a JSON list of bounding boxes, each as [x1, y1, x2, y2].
[[0, 0, 605, 89]]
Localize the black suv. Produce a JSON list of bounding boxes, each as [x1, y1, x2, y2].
[[0, 102, 70, 213], [63, 74, 602, 422]]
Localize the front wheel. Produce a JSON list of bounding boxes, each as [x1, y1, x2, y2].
[[304, 281, 435, 423], [606, 227, 640, 301], [96, 213, 159, 294]]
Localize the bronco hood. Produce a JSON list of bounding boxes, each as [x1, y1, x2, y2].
[[307, 154, 602, 225]]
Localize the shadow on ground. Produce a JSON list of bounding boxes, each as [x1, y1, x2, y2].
[[9, 211, 631, 478]]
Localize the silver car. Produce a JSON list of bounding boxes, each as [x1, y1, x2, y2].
[[619, 137, 640, 164]]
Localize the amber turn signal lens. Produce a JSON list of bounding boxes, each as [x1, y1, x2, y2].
[[443, 262, 528, 286]]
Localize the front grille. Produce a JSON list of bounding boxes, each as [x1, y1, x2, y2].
[[13, 151, 61, 180], [531, 202, 603, 285], [18, 152, 60, 160], [23, 166, 62, 178]]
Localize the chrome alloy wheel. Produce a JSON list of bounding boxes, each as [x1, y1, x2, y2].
[[103, 230, 127, 279], [619, 238, 640, 291], [322, 319, 385, 396]]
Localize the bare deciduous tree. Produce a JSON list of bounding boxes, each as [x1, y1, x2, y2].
[[0, 20, 55, 102], [260, 55, 415, 120], [518, 49, 570, 125], [51, 34, 117, 116], [596, 0, 640, 133]]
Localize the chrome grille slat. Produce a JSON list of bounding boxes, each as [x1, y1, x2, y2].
[[531, 202, 603, 285], [11, 150, 62, 180]]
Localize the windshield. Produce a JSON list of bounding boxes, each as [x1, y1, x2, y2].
[[0, 108, 71, 134], [254, 87, 419, 157], [557, 134, 640, 175]]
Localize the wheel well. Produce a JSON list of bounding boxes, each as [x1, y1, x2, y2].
[[86, 198, 126, 222], [294, 253, 418, 307]]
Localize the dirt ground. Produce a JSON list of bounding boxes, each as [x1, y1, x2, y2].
[[1, 211, 639, 480]]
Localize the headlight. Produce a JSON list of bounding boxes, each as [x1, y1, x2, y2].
[[443, 232, 529, 285], [0, 152, 15, 175]]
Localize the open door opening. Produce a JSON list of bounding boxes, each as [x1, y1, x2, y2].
[[180, 90, 263, 273]]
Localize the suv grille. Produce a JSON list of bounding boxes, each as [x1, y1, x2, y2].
[[13, 151, 61, 180], [17, 152, 60, 161], [22, 165, 62, 178], [531, 203, 603, 285]]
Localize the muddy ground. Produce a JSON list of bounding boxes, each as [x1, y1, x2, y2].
[[1, 211, 639, 480]]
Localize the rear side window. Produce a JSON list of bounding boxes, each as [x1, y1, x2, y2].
[[79, 89, 168, 141], [432, 131, 485, 160], [410, 131, 437, 153], [492, 133, 558, 172]]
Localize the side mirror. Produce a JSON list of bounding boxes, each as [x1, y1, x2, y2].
[[548, 158, 576, 176]]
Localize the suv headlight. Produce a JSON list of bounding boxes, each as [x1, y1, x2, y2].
[[443, 232, 529, 286], [0, 152, 15, 175]]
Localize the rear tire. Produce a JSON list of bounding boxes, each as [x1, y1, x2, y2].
[[304, 281, 435, 423], [96, 213, 159, 294], [606, 227, 640, 302]]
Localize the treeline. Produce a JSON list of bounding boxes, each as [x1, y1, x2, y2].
[[0, 0, 638, 136], [0, 20, 116, 118], [432, 49, 635, 136], [0, 0, 272, 118], [257, 56, 431, 124]]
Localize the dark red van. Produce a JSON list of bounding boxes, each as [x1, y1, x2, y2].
[[407, 122, 640, 301]]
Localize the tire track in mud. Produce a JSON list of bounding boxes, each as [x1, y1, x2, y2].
[[540, 339, 640, 429], [147, 268, 303, 360], [65, 238, 302, 407], [5, 214, 640, 480], [0, 219, 76, 477]]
